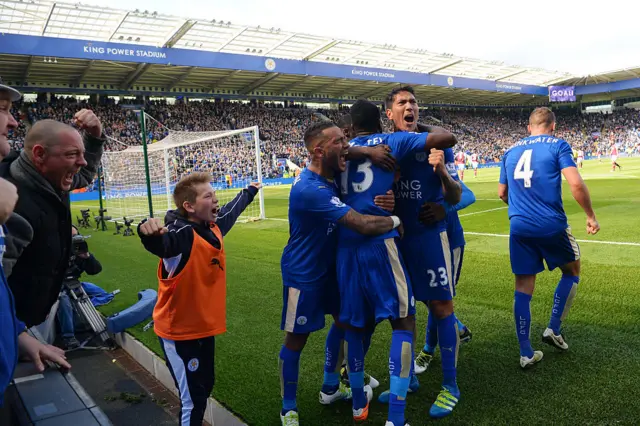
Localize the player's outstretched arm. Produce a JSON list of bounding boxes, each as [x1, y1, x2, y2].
[[338, 209, 401, 236], [562, 167, 600, 234], [416, 122, 449, 134], [347, 144, 396, 171], [425, 131, 457, 150], [452, 181, 476, 212]]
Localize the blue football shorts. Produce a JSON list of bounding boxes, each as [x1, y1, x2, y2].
[[398, 229, 454, 302], [337, 238, 416, 329], [509, 227, 581, 275], [280, 279, 339, 334], [451, 245, 465, 289]]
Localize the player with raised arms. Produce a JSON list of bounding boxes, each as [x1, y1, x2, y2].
[[498, 107, 600, 369], [382, 86, 466, 418], [337, 100, 457, 426], [278, 120, 399, 426]]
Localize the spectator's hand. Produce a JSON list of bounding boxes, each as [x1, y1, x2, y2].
[[139, 218, 168, 236], [18, 332, 71, 372], [0, 178, 18, 225], [73, 109, 103, 138], [368, 144, 395, 172], [374, 190, 395, 213], [250, 182, 263, 190], [419, 202, 447, 226]]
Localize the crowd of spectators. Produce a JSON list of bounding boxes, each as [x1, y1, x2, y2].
[[8, 96, 640, 181]]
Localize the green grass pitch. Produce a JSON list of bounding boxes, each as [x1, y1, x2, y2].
[[72, 158, 640, 425]]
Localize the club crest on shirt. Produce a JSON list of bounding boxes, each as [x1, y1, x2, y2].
[[188, 358, 199, 372], [330, 196, 346, 208], [415, 152, 427, 162]]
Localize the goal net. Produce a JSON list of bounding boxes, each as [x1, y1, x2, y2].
[[100, 112, 265, 223]]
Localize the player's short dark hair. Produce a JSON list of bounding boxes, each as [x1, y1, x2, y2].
[[336, 114, 351, 130], [303, 120, 337, 151], [350, 100, 382, 134], [529, 107, 556, 128], [385, 86, 415, 110]]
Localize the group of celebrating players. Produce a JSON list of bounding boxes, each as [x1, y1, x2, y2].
[[278, 86, 600, 426]]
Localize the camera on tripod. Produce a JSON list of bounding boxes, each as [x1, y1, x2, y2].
[[72, 233, 91, 256], [77, 209, 91, 228], [94, 208, 112, 230], [123, 217, 135, 236]]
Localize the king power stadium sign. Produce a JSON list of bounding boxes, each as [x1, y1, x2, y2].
[[549, 86, 576, 102]]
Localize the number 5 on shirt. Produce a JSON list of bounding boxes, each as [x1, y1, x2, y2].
[[341, 159, 374, 194]]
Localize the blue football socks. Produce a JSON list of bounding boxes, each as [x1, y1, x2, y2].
[[279, 345, 301, 414], [514, 291, 534, 358], [322, 323, 345, 394], [388, 329, 413, 426], [345, 329, 367, 410], [549, 275, 579, 334], [438, 314, 459, 390]]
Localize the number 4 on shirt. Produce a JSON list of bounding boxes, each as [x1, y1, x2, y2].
[[514, 149, 534, 188]]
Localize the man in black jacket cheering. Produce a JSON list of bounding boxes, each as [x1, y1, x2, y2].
[[1, 113, 106, 327]]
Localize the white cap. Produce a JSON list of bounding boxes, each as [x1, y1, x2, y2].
[[0, 77, 22, 102]]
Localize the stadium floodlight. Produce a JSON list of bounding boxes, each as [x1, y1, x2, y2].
[[100, 111, 266, 223]]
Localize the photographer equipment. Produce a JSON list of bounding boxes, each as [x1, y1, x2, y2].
[[114, 222, 123, 235], [77, 208, 91, 228], [62, 279, 114, 351], [94, 208, 112, 231], [64, 233, 114, 351], [123, 217, 135, 237], [72, 233, 90, 256]]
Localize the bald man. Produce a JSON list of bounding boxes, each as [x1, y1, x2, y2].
[[1, 109, 106, 327], [0, 81, 70, 411]]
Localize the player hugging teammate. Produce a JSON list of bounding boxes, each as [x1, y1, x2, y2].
[[277, 89, 480, 425]]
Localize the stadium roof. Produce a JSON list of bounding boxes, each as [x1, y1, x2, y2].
[[1, 0, 637, 106]]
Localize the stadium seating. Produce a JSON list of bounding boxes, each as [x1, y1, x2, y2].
[[9, 97, 640, 177]]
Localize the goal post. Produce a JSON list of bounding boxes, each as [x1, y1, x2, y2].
[[100, 112, 266, 223]]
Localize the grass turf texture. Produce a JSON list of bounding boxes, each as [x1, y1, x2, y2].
[[72, 158, 640, 425]]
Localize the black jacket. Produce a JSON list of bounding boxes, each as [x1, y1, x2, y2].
[[138, 185, 258, 279], [0, 133, 105, 326]]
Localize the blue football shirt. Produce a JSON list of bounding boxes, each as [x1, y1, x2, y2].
[[281, 168, 351, 290], [499, 135, 576, 237], [338, 131, 428, 245], [395, 147, 458, 234]]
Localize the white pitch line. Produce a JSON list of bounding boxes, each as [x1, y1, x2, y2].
[[466, 232, 640, 247], [459, 207, 508, 217], [265, 219, 640, 247]]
